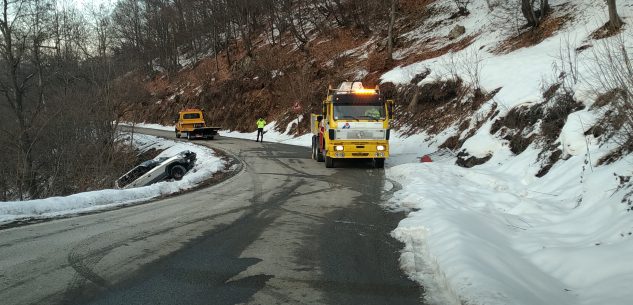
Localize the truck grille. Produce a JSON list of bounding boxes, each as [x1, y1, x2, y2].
[[352, 153, 369, 157], [336, 129, 385, 140]]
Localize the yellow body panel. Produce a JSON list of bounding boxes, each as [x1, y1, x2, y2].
[[176, 110, 206, 132], [324, 140, 389, 159]]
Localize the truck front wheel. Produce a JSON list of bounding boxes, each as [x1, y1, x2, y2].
[[325, 155, 335, 168], [374, 158, 385, 169], [170, 165, 187, 180]]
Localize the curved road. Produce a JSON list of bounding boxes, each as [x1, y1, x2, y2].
[[0, 128, 424, 305]]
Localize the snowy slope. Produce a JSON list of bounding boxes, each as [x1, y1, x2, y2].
[[388, 151, 633, 305], [0, 134, 226, 225], [382, 1, 633, 305]]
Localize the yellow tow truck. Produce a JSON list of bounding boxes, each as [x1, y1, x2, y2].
[[311, 82, 394, 168], [175, 109, 221, 140]]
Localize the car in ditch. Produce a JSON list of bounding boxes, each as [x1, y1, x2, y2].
[[115, 151, 197, 189]]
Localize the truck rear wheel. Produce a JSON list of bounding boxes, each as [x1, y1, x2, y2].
[[175, 129, 180, 138], [316, 139, 325, 162], [325, 156, 335, 168], [186, 132, 191, 140], [311, 136, 317, 160], [374, 158, 385, 169], [316, 148, 324, 162]]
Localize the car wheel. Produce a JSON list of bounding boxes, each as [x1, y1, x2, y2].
[[170, 165, 187, 181]]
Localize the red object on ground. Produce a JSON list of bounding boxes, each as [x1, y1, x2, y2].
[[420, 155, 433, 163], [292, 101, 302, 113]]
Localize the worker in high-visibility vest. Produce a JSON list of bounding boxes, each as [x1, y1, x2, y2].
[[256, 118, 266, 142]]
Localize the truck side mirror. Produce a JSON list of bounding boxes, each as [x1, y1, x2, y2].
[[387, 100, 395, 119], [317, 115, 323, 122]]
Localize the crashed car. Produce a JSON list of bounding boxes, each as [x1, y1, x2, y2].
[[115, 151, 197, 189]]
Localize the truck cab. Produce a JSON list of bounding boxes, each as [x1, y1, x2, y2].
[[175, 109, 220, 140], [311, 82, 394, 168]]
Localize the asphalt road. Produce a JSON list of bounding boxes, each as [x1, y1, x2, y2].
[[0, 128, 424, 305]]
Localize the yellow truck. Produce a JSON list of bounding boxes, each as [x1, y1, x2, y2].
[[311, 82, 394, 168], [175, 109, 221, 140]]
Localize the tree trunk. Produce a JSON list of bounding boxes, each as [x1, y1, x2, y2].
[[540, 0, 549, 16], [521, 0, 538, 27], [607, 0, 623, 30], [387, 0, 397, 60]]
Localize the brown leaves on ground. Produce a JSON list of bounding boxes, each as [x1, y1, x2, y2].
[[397, 34, 478, 68], [394, 77, 483, 137], [590, 21, 625, 40], [494, 8, 573, 54]]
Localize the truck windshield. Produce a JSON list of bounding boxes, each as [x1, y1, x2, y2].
[[333, 104, 385, 120], [183, 113, 201, 119], [332, 93, 385, 120]]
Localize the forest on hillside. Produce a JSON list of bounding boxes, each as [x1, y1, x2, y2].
[[0, 0, 629, 201]]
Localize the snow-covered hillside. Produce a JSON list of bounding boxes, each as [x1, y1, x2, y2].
[[380, 1, 633, 305]]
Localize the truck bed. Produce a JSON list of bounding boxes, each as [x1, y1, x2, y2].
[[188, 127, 220, 139]]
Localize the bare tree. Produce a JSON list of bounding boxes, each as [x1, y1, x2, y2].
[[387, 0, 397, 60], [0, 0, 139, 200], [488, 0, 522, 35], [452, 0, 472, 15], [606, 0, 622, 31], [521, 0, 549, 28], [584, 34, 633, 151], [0, 0, 53, 199]]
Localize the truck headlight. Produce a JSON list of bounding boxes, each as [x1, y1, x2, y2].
[[377, 145, 385, 151], [335, 145, 344, 151]]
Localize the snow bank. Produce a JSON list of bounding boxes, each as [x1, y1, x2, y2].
[[382, 1, 633, 304], [0, 134, 226, 225], [388, 149, 633, 305]]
